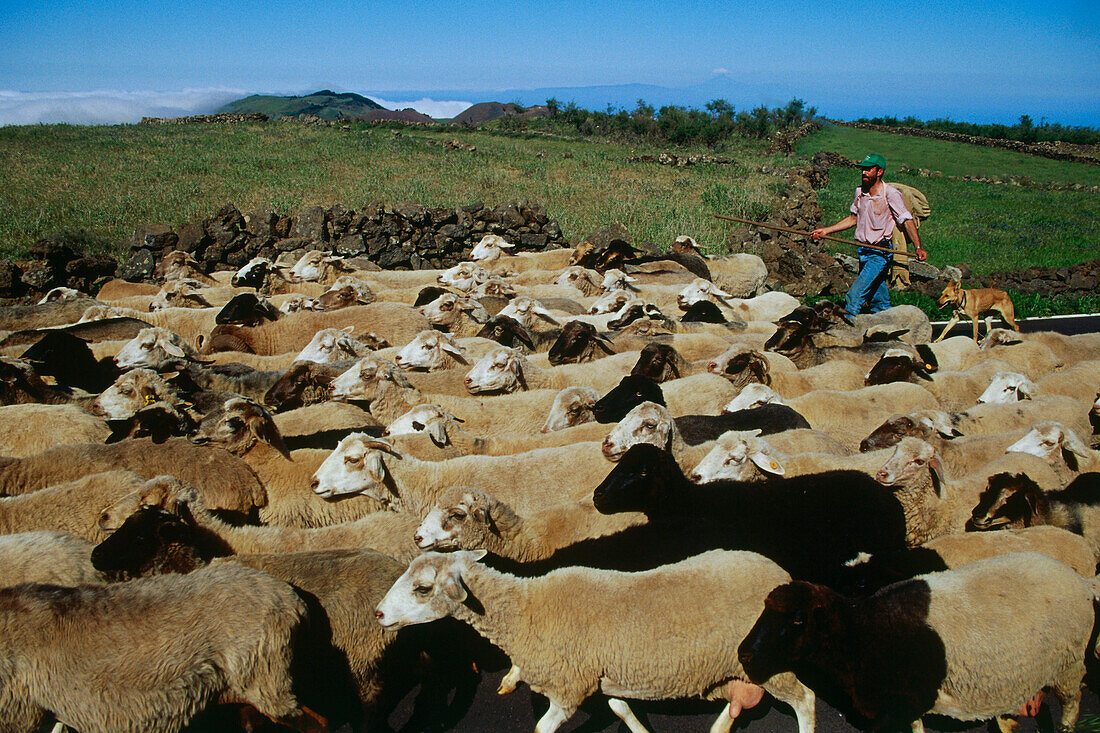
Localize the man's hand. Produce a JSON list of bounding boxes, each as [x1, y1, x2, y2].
[[810, 228, 826, 240], [915, 246, 928, 262]]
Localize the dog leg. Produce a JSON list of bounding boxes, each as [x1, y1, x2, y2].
[[935, 313, 960, 342]]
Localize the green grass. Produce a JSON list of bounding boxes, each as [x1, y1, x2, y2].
[[812, 163, 1100, 277], [799, 124, 1100, 186], [0, 120, 779, 260]]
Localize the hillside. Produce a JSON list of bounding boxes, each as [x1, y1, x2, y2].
[[451, 102, 534, 125], [220, 89, 385, 121]]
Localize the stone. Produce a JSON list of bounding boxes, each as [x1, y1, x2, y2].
[[0, 260, 24, 297], [225, 249, 250, 267], [130, 224, 177, 251], [519, 233, 549, 249], [119, 249, 156, 282], [493, 202, 525, 230], [908, 260, 942, 281], [245, 210, 278, 241], [394, 202, 429, 227], [27, 237, 79, 265], [20, 261, 55, 292], [176, 220, 210, 254], [275, 237, 309, 253], [274, 216, 292, 239], [377, 245, 409, 269], [329, 204, 353, 238], [429, 207, 457, 227], [293, 206, 329, 242], [334, 234, 367, 257]]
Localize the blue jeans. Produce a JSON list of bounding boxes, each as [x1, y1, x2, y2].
[[845, 246, 892, 315]]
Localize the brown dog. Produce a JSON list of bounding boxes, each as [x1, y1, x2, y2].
[[934, 280, 1018, 342]]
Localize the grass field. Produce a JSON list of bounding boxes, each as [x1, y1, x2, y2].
[[0, 119, 1096, 299]]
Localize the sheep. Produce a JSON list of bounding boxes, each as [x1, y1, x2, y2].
[[764, 318, 922, 370], [114, 326, 211, 371], [0, 403, 109, 456], [708, 344, 866, 397], [148, 280, 214, 311], [739, 553, 1099, 733], [19, 330, 122, 392], [592, 373, 741, 421], [0, 561, 314, 733], [973, 328, 1065, 378], [215, 292, 281, 326], [541, 386, 600, 432], [857, 419, 1030, 477], [0, 439, 266, 521], [0, 357, 72, 406], [154, 249, 218, 284], [676, 279, 799, 322], [273, 401, 383, 451], [951, 394, 1093, 440], [311, 434, 608, 517], [698, 249, 768, 298], [787, 383, 939, 451], [317, 276, 375, 309], [968, 471, 1100, 555], [93, 367, 227, 423], [418, 292, 491, 337], [976, 371, 1037, 404], [0, 531, 103, 586], [197, 303, 426, 356], [463, 346, 639, 395], [436, 262, 490, 292], [293, 327, 385, 364], [496, 295, 563, 331], [864, 350, 1018, 412], [376, 549, 816, 733], [1036, 359, 1100, 404], [592, 443, 909, 584], [475, 315, 557, 353], [383, 403, 610, 459], [279, 294, 325, 313], [97, 478, 422, 562], [37, 285, 84, 304], [286, 250, 354, 283], [688, 429, 866, 483], [873, 437, 1064, 546], [262, 361, 343, 412], [1026, 331, 1100, 366], [550, 266, 602, 296], [392, 330, 471, 371], [859, 410, 963, 452], [0, 297, 101, 332], [1005, 421, 1099, 480], [96, 278, 161, 300], [721, 384, 786, 413]]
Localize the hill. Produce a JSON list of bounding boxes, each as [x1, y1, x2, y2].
[[220, 89, 385, 121], [358, 108, 436, 124], [450, 102, 532, 125]]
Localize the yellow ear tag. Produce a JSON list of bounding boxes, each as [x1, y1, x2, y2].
[[144, 394, 156, 405], [925, 364, 935, 370], [770, 461, 779, 469]]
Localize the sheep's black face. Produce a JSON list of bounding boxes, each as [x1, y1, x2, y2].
[[679, 301, 726, 323], [864, 356, 914, 387], [630, 344, 680, 383], [264, 364, 331, 412], [592, 443, 678, 514], [215, 294, 278, 327], [414, 287, 451, 308], [967, 473, 1038, 530], [91, 506, 200, 581], [763, 322, 806, 353], [231, 262, 272, 289], [859, 416, 916, 453], [476, 317, 533, 350], [738, 582, 820, 682], [592, 375, 665, 424], [548, 323, 595, 366], [21, 331, 105, 391]]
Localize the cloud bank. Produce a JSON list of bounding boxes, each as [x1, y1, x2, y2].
[[0, 88, 247, 126], [369, 97, 473, 120]]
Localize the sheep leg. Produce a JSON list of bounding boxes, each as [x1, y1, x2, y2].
[[49, 724, 67, 733], [498, 664, 522, 695], [607, 697, 651, 733], [1050, 671, 1083, 732], [911, 719, 926, 733], [763, 673, 816, 733], [934, 315, 959, 342], [534, 700, 573, 733], [710, 703, 736, 733], [996, 715, 1020, 733]]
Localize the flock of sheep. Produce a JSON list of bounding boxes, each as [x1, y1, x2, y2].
[[0, 232, 1098, 733]]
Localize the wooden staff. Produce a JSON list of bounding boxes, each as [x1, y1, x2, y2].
[[714, 214, 916, 259]]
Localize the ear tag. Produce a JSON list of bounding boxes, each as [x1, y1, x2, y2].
[[770, 461, 780, 470], [145, 394, 156, 406]]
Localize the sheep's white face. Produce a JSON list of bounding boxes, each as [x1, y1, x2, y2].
[[159, 252, 205, 281], [38, 286, 81, 304], [115, 328, 191, 371], [289, 251, 337, 282], [541, 386, 600, 433], [689, 430, 782, 483], [469, 234, 513, 263], [601, 401, 673, 461], [150, 281, 210, 311], [311, 433, 394, 499], [677, 279, 731, 308], [232, 257, 273, 287], [79, 305, 127, 323], [1093, 394, 1100, 418], [977, 372, 1035, 404], [295, 328, 360, 363], [497, 296, 558, 328], [420, 294, 487, 327], [1006, 422, 1091, 467], [385, 404, 452, 439], [395, 330, 466, 371], [94, 368, 164, 419], [722, 384, 785, 414], [470, 278, 516, 298], [874, 437, 939, 487], [280, 295, 324, 314], [555, 266, 596, 292], [600, 269, 636, 293], [588, 289, 633, 315], [321, 277, 374, 305], [376, 552, 484, 630], [436, 262, 487, 292], [414, 490, 481, 550], [979, 328, 1023, 350], [464, 347, 525, 394]]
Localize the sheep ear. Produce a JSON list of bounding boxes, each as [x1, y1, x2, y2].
[[340, 325, 356, 335], [427, 419, 450, 447], [364, 452, 388, 485], [441, 574, 468, 602], [509, 356, 528, 391], [249, 412, 291, 460], [159, 339, 186, 358], [749, 351, 771, 385], [1061, 431, 1092, 468], [1016, 381, 1034, 400], [928, 453, 947, 499], [441, 340, 468, 363], [750, 450, 785, 476]]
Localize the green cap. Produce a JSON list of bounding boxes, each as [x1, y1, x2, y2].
[[856, 153, 886, 170]]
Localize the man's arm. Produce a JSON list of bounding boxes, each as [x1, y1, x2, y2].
[[811, 214, 856, 240], [901, 219, 927, 261]]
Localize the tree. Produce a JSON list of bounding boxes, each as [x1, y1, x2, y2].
[[705, 99, 735, 117], [545, 97, 560, 116], [632, 99, 655, 121]]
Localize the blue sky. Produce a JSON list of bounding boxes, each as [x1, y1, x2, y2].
[[1, 0, 1097, 125]]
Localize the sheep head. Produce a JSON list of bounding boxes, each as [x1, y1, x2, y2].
[[414, 487, 500, 550], [310, 433, 402, 501], [464, 347, 530, 394], [375, 550, 487, 630], [541, 386, 600, 433], [967, 472, 1042, 531], [395, 330, 468, 371], [689, 430, 783, 483], [977, 372, 1036, 404], [601, 401, 674, 462], [191, 397, 290, 459]]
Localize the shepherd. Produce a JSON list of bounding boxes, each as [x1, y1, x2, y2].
[[811, 154, 927, 315]]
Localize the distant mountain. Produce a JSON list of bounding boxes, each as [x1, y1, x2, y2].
[[450, 102, 528, 125], [220, 89, 385, 121], [358, 108, 436, 124]]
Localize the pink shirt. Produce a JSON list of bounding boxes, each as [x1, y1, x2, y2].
[[850, 184, 912, 244]]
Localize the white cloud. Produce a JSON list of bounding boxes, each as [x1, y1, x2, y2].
[[712, 68, 730, 75], [369, 96, 473, 120], [0, 88, 248, 126]]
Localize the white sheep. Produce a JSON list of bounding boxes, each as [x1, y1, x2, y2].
[[976, 371, 1037, 404], [114, 326, 210, 371], [376, 550, 815, 733], [464, 346, 638, 394], [0, 403, 109, 456], [689, 429, 865, 483], [788, 383, 939, 451], [0, 531, 103, 586], [1005, 421, 1099, 481], [952, 394, 1093, 439], [419, 292, 491, 337], [721, 384, 785, 413]]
